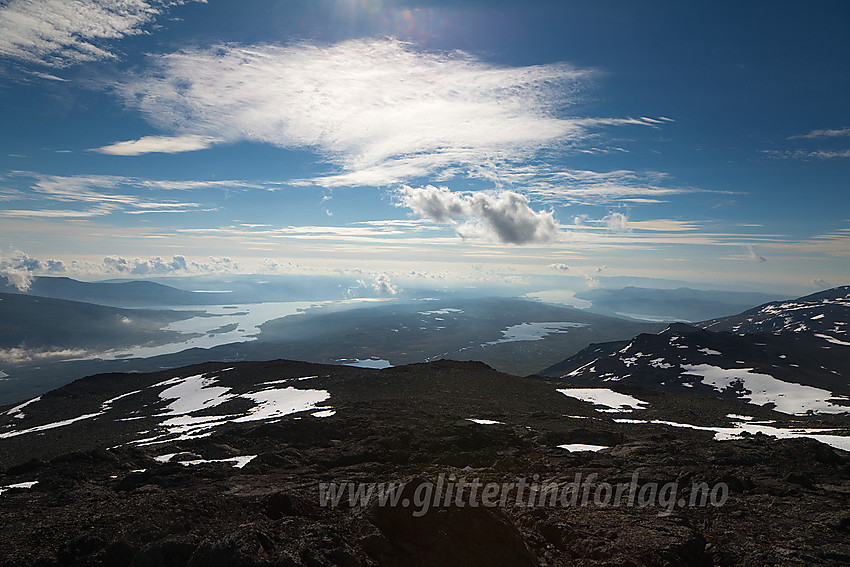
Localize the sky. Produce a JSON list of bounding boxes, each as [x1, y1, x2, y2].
[[0, 0, 848, 297]]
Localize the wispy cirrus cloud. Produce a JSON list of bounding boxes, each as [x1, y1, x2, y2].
[[0, 171, 284, 217], [0, 208, 112, 218], [26, 69, 66, 81], [118, 38, 666, 189], [0, 0, 201, 68], [1, 171, 205, 215], [789, 126, 850, 139], [766, 126, 850, 161], [175, 221, 450, 244], [807, 149, 850, 159], [465, 166, 717, 205], [92, 135, 223, 156], [762, 148, 850, 160]]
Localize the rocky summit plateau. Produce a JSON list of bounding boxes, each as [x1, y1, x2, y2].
[[1, 288, 850, 567]]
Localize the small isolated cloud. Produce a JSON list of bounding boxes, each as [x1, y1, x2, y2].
[[397, 185, 559, 244], [93, 135, 222, 156], [549, 263, 570, 271], [372, 273, 400, 296], [583, 274, 600, 288], [0, 0, 201, 68], [346, 273, 401, 297], [603, 212, 629, 232], [745, 245, 767, 262]]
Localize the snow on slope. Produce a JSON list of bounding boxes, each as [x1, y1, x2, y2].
[[0, 372, 332, 445], [682, 364, 850, 415], [701, 286, 850, 342], [556, 388, 648, 412], [615, 416, 850, 452]]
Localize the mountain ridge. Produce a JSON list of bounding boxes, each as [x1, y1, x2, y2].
[[539, 286, 850, 417]]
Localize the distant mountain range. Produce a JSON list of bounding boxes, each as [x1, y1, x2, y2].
[[0, 293, 201, 353], [0, 296, 663, 405], [541, 286, 850, 416], [255, 297, 664, 375], [0, 280, 841, 418], [574, 286, 786, 322], [1, 276, 237, 307]]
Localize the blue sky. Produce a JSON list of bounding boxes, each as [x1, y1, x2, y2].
[[0, 0, 848, 296]]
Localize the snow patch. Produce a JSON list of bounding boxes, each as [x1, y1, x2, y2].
[[613, 417, 850, 452], [566, 360, 597, 378], [101, 390, 142, 410], [815, 333, 850, 347], [682, 364, 850, 415], [155, 453, 256, 468], [0, 481, 38, 495], [158, 374, 235, 416], [311, 409, 336, 418], [4, 396, 40, 416], [129, 376, 331, 445], [0, 412, 103, 439], [557, 444, 609, 452], [259, 376, 318, 386], [556, 388, 648, 412]]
